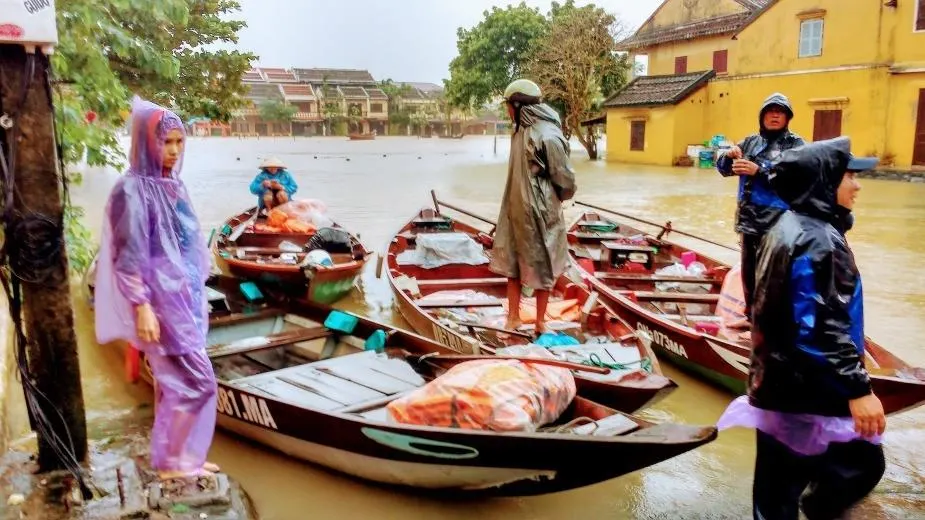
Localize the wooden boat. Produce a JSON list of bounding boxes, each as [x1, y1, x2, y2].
[[382, 192, 678, 414], [566, 202, 925, 416], [142, 275, 712, 496], [438, 134, 464, 140], [348, 133, 376, 141], [212, 206, 371, 304]]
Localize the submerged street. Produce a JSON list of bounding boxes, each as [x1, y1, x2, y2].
[[38, 136, 925, 518]]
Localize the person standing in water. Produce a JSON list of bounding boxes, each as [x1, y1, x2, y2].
[[490, 79, 577, 335], [94, 97, 219, 482], [716, 93, 805, 327], [719, 137, 885, 519]]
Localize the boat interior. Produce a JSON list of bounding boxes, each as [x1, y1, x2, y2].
[[569, 212, 741, 338], [205, 303, 657, 438], [386, 209, 655, 379]]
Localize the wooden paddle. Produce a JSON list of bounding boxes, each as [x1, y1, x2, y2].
[[228, 210, 259, 242]]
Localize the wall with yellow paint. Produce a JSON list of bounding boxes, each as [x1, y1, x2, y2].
[[642, 35, 736, 76], [705, 68, 890, 156], [642, 0, 745, 31], [672, 88, 709, 155], [605, 106, 677, 165], [893, 0, 925, 63], [885, 74, 925, 167]]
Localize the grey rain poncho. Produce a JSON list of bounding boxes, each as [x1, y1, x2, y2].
[[490, 103, 577, 290]]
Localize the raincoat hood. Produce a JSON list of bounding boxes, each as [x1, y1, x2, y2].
[[771, 136, 851, 223], [519, 103, 561, 129], [759, 92, 794, 136], [128, 97, 186, 179]]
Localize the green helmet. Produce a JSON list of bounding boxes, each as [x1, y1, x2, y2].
[[503, 79, 542, 105]]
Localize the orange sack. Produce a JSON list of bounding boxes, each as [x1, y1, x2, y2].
[[267, 208, 289, 228], [386, 358, 576, 432]]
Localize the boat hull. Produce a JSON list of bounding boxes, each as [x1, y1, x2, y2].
[[568, 210, 925, 415]]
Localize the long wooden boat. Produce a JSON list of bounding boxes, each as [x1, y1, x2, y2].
[[117, 275, 716, 496], [566, 203, 925, 416], [212, 206, 371, 304], [348, 133, 376, 141], [382, 194, 678, 414]]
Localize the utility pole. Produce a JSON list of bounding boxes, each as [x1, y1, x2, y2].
[[0, 44, 88, 469]]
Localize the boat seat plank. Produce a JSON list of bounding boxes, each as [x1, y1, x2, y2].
[[570, 232, 627, 240], [316, 363, 417, 395], [595, 272, 723, 285], [415, 277, 508, 288], [416, 298, 503, 308], [353, 356, 428, 387], [632, 291, 721, 303], [208, 327, 331, 359], [357, 407, 391, 422], [571, 414, 640, 437], [601, 241, 657, 253], [243, 378, 343, 411], [284, 369, 385, 405]]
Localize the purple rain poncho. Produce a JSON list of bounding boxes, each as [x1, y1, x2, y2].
[[94, 97, 217, 474], [94, 97, 210, 357], [717, 396, 882, 457]]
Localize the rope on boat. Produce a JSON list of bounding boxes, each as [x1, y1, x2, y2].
[[582, 353, 653, 373], [539, 416, 598, 434]]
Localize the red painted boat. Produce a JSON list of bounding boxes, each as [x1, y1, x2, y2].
[[348, 133, 376, 141], [212, 206, 371, 304], [566, 202, 925, 416], [382, 192, 679, 414]]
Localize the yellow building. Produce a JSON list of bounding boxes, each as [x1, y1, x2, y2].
[[605, 0, 925, 169]]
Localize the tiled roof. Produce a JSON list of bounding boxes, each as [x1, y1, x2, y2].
[[732, 0, 780, 38], [603, 71, 715, 108], [401, 88, 426, 100], [264, 70, 298, 82], [281, 84, 315, 99], [243, 70, 264, 82], [402, 82, 443, 93], [339, 86, 368, 98], [245, 83, 283, 100], [366, 88, 388, 100], [294, 68, 376, 84], [733, 0, 771, 10], [617, 12, 750, 50], [259, 67, 287, 74]]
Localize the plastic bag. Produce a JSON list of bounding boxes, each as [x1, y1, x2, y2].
[[277, 200, 333, 228], [386, 350, 576, 432], [395, 232, 489, 268], [654, 262, 711, 293]]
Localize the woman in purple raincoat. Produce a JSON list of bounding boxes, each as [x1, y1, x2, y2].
[[94, 97, 218, 481]]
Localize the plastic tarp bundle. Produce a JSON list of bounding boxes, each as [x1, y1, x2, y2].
[[387, 347, 576, 432], [396, 232, 489, 268], [654, 262, 712, 315], [278, 199, 334, 229], [717, 396, 882, 456]]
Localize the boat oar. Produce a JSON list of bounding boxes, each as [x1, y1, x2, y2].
[[574, 200, 739, 252], [228, 209, 259, 242], [430, 189, 497, 234], [404, 352, 611, 375]]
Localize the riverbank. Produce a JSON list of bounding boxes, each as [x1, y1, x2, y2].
[[862, 168, 925, 182]]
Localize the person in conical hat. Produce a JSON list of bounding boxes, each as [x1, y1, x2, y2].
[[249, 156, 298, 210]]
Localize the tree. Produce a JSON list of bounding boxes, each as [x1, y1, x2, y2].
[[445, 3, 548, 110], [527, 1, 631, 159], [51, 0, 255, 273], [258, 99, 297, 134], [378, 79, 414, 135]]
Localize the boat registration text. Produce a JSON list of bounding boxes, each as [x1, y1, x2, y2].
[[217, 386, 279, 430], [637, 322, 688, 359]]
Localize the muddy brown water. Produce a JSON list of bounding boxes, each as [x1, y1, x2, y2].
[[11, 136, 923, 519]]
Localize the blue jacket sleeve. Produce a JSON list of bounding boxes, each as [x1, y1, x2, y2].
[[250, 172, 268, 195], [790, 251, 872, 400], [279, 171, 298, 196]]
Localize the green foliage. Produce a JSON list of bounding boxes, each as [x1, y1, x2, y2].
[[445, 3, 548, 110], [51, 0, 254, 274], [258, 99, 297, 123]]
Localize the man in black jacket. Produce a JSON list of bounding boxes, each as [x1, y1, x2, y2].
[[748, 137, 885, 520], [717, 93, 805, 326]]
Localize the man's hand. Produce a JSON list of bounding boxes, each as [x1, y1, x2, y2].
[[725, 145, 743, 160], [135, 303, 160, 343], [849, 393, 886, 438], [262, 180, 272, 188], [732, 159, 760, 176], [270, 181, 282, 190]]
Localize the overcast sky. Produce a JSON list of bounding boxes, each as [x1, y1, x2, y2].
[[232, 0, 661, 83]]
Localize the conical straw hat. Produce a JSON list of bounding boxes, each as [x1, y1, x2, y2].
[[260, 157, 286, 169]]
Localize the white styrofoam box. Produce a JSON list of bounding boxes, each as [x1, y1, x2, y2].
[[0, 0, 58, 48]]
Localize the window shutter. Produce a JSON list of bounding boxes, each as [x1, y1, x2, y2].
[[675, 56, 688, 74], [713, 50, 728, 73], [630, 121, 646, 151]]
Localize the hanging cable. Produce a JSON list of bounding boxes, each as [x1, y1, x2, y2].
[[0, 50, 97, 500]]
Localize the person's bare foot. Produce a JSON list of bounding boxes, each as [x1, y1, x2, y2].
[[203, 461, 220, 473], [158, 468, 214, 482], [727, 318, 751, 330], [504, 318, 522, 332]]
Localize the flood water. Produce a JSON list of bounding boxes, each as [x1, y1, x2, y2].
[[49, 136, 925, 518]]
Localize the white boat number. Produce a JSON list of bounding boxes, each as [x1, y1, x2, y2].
[[637, 322, 688, 359], [433, 324, 478, 354], [217, 387, 279, 430]]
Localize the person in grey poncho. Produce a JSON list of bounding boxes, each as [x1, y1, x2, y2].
[[490, 79, 577, 334]]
